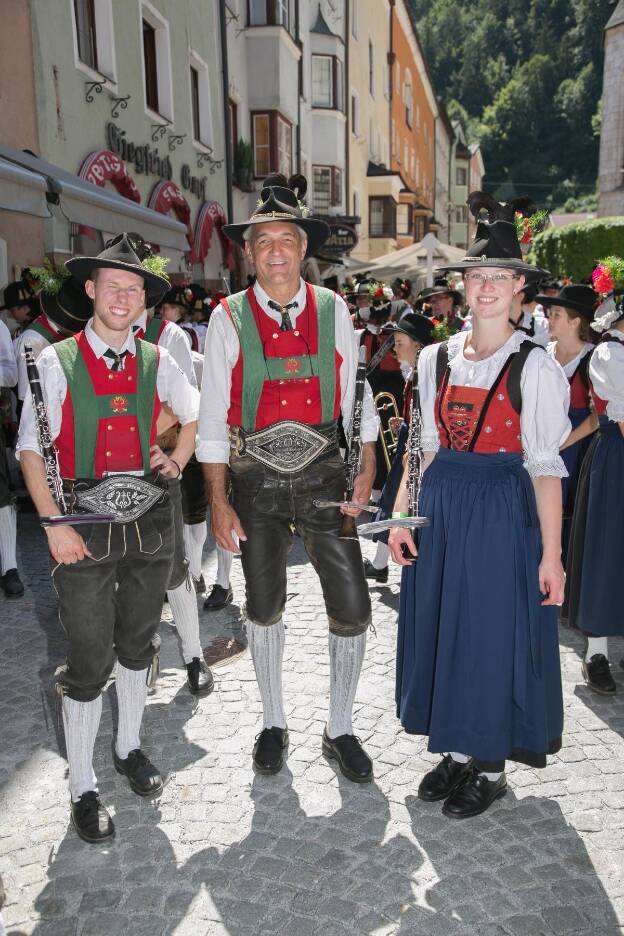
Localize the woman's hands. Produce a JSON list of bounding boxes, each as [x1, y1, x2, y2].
[[539, 556, 565, 606], [388, 527, 418, 565]]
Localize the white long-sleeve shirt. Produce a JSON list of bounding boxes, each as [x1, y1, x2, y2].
[[16, 319, 199, 459], [132, 311, 197, 387], [196, 278, 379, 464], [589, 328, 624, 423], [418, 329, 571, 478], [0, 320, 17, 388]]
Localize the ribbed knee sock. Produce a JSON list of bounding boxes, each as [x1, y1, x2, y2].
[[115, 664, 148, 760], [183, 521, 207, 580], [246, 618, 287, 729], [216, 544, 233, 589], [0, 504, 17, 574], [586, 636, 609, 662], [327, 631, 366, 739], [372, 541, 390, 570], [449, 752, 470, 764], [167, 578, 203, 663], [62, 695, 102, 802]]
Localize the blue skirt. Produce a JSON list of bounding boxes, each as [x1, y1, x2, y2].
[[561, 407, 594, 564], [372, 422, 408, 544], [564, 419, 624, 636], [396, 448, 563, 767]]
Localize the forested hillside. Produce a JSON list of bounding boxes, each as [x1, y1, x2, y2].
[[409, 0, 613, 209]]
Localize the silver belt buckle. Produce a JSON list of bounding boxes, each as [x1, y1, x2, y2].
[[74, 475, 164, 522], [243, 421, 331, 473]]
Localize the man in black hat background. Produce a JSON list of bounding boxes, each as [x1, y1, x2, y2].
[[0, 280, 37, 337], [17, 233, 199, 843], [198, 174, 379, 782], [0, 315, 19, 598], [416, 277, 464, 335]]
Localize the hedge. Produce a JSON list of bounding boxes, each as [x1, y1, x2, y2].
[[530, 217, 624, 281]]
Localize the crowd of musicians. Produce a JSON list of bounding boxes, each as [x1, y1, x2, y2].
[[0, 175, 622, 843]]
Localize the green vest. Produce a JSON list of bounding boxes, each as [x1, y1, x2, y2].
[[226, 285, 337, 431]]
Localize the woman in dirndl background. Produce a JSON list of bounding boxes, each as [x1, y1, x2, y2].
[[389, 192, 571, 819], [563, 259, 624, 695]]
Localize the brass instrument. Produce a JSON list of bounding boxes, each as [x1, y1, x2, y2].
[[374, 390, 400, 472]]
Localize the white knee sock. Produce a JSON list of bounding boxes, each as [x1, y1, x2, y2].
[[216, 544, 233, 589], [115, 664, 149, 760], [0, 504, 17, 574], [449, 752, 470, 764], [62, 695, 102, 802], [372, 541, 390, 570], [246, 618, 287, 729], [586, 636, 609, 662], [327, 631, 367, 739], [167, 578, 203, 664], [183, 522, 207, 581]]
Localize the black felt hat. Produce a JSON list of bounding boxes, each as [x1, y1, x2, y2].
[[0, 280, 37, 313], [66, 233, 170, 307], [39, 276, 93, 334], [393, 311, 436, 347], [437, 192, 549, 281], [535, 284, 597, 321], [159, 285, 192, 310], [223, 174, 329, 258], [416, 277, 463, 307]]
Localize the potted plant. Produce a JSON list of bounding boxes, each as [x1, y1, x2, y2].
[[234, 139, 253, 191]]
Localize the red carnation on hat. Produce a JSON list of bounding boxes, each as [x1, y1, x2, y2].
[[592, 263, 615, 297], [374, 286, 384, 298]]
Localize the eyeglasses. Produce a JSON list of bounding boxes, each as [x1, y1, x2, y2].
[[464, 272, 519, 284]]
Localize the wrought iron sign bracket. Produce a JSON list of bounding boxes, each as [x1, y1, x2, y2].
[[150, 121, 171, 142], [110, 94, 131, 119], [168, 133, 187, 152], [197, 151, 224, 174], [84, 80, 106, 104]]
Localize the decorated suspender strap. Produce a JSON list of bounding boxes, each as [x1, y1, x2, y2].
[[144, 316, 166, 345]]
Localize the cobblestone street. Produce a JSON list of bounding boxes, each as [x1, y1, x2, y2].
[[1, 512, 623, 936]]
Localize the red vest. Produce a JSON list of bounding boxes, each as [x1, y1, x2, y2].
[[360, 329, 401, 372], [55, 332, 161, 478], [569, 353, 591, 411], [435, 358, 523, 454], [134, 316, 169, 344], [225, 284, 342, 430]]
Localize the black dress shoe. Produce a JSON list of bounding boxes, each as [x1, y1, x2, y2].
[[582, 654, 616, 694], [418, 754, 473, 802], [113, 748, 163, 797], [203, 584, 233, 611], [253, 727, 289, 774], [362, 558, 388, 584], [1, 569, 24, 598], [193, 573, 206, 595], [442, 768, 507, 819], [70, 791, 115, 844], [322, 729, 373, 783], [186, 657, 214, 695]]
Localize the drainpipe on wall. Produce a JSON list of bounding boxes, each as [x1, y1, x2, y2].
[[218, 0, 234, 290], [295, 0, 301, 174], [344, 0, 350, 213]]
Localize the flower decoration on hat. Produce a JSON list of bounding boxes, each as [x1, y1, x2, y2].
[[431, 320, 450, 342], [126, 232, 170, 282], [28, 259, 70, 296], [367, 281, 393, 305], [591, 256, 624, 332], [514, 209, 549, 252]]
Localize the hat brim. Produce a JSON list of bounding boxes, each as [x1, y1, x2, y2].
[[222, 216, 330, 259], [535, 294, 595, 318], [393, 322, 435, 346], [40, 290, 93, 332], [65, 256, 170, 307], [437, 258, 548, 282], [419, 286, 463, 305]]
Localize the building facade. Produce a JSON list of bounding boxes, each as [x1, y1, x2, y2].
[[434, 99, 454, 245], [449, 120, 471, 250], [598, 0, 624, 217]]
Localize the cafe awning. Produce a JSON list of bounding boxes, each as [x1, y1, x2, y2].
[[0, 144, 188, 252], [0, 156, 51, 219]]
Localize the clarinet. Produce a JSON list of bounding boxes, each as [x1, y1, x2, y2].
[[340, 346, 368, 539], [24, 345, 66, 514]]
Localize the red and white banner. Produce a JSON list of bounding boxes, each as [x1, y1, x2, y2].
[[78, 150, 142, 203], [190, 200, 234, 269], [148, 181, 193, 251]]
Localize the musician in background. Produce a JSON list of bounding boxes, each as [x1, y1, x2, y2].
[[16, 234, 198, 844], [364, 312, 435, 584], [197, 174, 378, 782], [0, 318, 19, 598]]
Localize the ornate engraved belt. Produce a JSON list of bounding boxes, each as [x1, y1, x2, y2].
[[229, 421, 338, 473], [62, 474, 168, 523]]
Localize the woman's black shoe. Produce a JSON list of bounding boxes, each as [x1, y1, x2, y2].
[[582, 654, 616, 694], [418, 754, 473, 802], [70, 791, 115, 844], [362, 558, 389, 584], [322, 730, 373, 783], [253, 727, 289, 774], [113, 748, 163, 796], [1, 569, 24, 598], [186, 657, 214, 695], [442, 768, 507, 819], [203, 584, 233, 611]]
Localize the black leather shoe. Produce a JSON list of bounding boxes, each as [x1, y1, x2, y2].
[[442, 768, 507, 819], [253, 727, 289, 774], [70, 791, 115, 844], [418, 754, 473, 802], [113, 748, 163, 797], [582, 654, 616, 694], [322, 729, 373, 783], [362, 558, 388, 584], [193, 574, 206, 595], [1, 569, 24, 598], [203, 584, 233, 611], [186, 657, 214, 695]]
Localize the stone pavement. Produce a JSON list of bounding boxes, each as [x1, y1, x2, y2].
[[0, 512, 623, 936]]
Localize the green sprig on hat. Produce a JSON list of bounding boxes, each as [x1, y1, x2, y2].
[[28, 259, 70, 296], [140, 253, 170, 281]]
